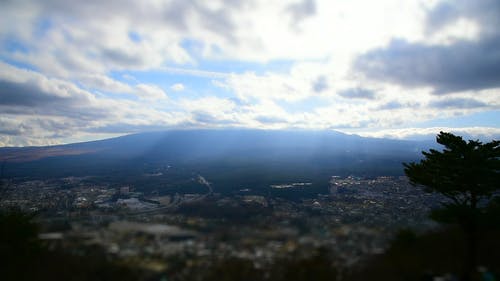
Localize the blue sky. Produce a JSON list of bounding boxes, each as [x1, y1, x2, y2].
[[0, 0, 499, 146]]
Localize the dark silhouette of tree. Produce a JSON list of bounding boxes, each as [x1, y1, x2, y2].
[[0, 209, 42, 281], [404, 132, 499, 280]]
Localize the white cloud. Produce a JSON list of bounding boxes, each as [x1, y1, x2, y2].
[[0, 0, 498, 146], [0, 63, 188, 145], [170, 83, 185, 91], [79, 74, 134, 93], [160, 66, 229, 79], [135, 84, 168, 100], [179, 96, 235, 114], [426, 18, 480, 45], [0, 0, 428, 76], [352, 127, 500, 141]]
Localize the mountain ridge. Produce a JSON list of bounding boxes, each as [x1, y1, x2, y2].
[[0, 129, 430, 162], [0, 130, 435, 195]]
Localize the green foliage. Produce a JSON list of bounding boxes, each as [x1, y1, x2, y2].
[[403, 132, 499, 277], [404, 132, 500, 219]]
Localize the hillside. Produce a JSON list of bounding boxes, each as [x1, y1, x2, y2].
[[0, 130, 433, 196]]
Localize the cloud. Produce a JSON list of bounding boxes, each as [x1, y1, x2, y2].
[[135, 84, 168, 100], [338, 88, 376, 99], [0, 0, 245, 79], [255, 115, 287, 124], [429, 97, 488, 109], [0, 0, 499, 146], [376, 101, 404, 110], [0, 62, 106, 119], [160, 67, 229, 79], [287, 0, 317, 25], [99, 48, 147, 68], [179, 96, 236, 113], [162, 0, 240, 42], [223, 71, 311, 102], [191, 111, 239, 126], [0, 114, 111, 146], [171, 83, 185, 91], [354, 0, 500, 94], [0, 80, 61, 107], [354, 127, 500, 141], [0, 117, 32, 136], [0, 63, 188, 145], [425, 0, 500, 38], [354, 38, 500, 94], [79, 74, 134, 93], [312, 75, 328, 93]]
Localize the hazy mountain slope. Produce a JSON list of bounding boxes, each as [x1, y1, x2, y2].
[[0, 130, 434, 195]]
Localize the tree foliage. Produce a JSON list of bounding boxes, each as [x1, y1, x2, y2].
[[404, 132, 499, 213], [404, 132, 499, 279]]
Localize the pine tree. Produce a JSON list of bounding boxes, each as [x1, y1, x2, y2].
[[404, 132, 499, 280]]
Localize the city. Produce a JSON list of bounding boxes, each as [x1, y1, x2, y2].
[[1, 175, 442, 279]]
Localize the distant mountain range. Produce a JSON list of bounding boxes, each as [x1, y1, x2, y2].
[[0, 130, 436, 196]]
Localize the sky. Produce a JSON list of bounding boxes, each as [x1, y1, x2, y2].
[[0, 0, 499, 146]]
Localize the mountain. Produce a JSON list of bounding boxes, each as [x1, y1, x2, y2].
[[0, 130, 434, 196]]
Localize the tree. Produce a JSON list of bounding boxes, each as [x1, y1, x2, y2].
[[0, 209, 42, 281], [403, 132, 499, 280]]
